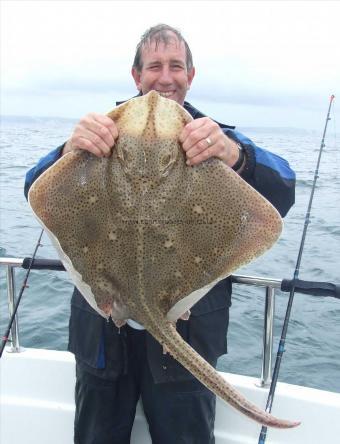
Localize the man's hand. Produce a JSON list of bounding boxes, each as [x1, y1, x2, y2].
[[179, 117, 240, 168], [62, 113, 118, 157]]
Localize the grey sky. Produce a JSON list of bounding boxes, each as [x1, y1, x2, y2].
[[1, 0, 339, 129]]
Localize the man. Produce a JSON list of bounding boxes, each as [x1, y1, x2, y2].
[[25, 24, 295, 444]]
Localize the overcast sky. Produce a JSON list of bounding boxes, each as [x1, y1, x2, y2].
[[1, 0, 339, 129]]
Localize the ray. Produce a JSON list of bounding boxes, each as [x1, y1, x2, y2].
[[28, 91, 299, 429]]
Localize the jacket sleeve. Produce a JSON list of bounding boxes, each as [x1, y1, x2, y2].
[[224, 129, 296, 217], [24, 143, 65, 200]]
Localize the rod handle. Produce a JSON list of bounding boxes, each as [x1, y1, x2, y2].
[[281, 278, 340, 299], [22, 258, 65, 271]]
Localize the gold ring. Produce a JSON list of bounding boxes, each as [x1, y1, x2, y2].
[[205, 137, 212, 146]]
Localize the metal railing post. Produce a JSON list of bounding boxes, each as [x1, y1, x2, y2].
[[259, 286, 275, 387], [6, 264, 21, 352]]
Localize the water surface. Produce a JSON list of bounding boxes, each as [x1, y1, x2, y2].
[[0, 116, 339, 393]]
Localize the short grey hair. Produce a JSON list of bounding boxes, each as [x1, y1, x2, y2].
[[132, 24, 193, 72]]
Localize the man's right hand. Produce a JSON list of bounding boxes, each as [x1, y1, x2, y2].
[[62, 113, 119, 157]]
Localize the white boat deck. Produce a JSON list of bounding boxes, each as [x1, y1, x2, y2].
[[1, 347, 340, 444]]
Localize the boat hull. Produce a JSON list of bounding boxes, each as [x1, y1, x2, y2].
[[1, 348, 339, 444]]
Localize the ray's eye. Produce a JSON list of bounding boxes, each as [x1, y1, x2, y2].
[[161, 153, 172, 168], [160, 146, 177, 171], [118, 145, 131, 164]]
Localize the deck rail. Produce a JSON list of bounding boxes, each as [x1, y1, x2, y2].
[[1, 256, 339, 387]]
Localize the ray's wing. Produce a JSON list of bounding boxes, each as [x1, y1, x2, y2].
[[28, 149, 140, 317], [140, 157, 282, 320]]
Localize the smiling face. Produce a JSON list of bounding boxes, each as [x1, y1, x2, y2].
[[131, 33, 195, 106]]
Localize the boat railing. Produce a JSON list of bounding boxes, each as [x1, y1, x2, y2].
[[1, 256, 339, 388]]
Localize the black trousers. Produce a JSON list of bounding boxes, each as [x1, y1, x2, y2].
[[74, 326, 216, 444]]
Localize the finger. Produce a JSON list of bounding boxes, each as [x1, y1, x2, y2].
[[189, 132, 232, 165], [179, 117, 210, 142], [83, 128, 113, 156], [181, 119, 218, 152], [185, 124, 222, 160], [81, 113, 118, 147], [81, 116, 116, 148], [77, 136, 105, 158], [186, 146, 215, 166], [182, 127, 210, 152], [92, 113, 119, 140], [73, 128, 111, 157], [187, 132, 229, 166], [186, 135, 213, 160]]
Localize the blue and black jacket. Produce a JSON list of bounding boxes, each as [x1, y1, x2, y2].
[[24, 100, 295, 383]]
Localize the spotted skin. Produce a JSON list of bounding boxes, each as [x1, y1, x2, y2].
[[29, 91, 299, 429]]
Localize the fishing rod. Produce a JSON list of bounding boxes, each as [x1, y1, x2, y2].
[[257, 94, 335, 443], [0, 228, 44, 359]]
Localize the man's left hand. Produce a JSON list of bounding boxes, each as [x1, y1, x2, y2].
[[179, 117, 240, 168]]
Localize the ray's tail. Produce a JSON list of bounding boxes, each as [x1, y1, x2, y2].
[[147, 320, 300, 429]]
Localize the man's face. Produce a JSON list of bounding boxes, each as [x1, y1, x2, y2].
[[131, 35, 195, 106]]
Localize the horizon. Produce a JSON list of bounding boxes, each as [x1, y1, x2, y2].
[[1, 1, 339, 130], [1, 113, 325, 134]]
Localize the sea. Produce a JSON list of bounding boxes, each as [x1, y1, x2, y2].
[[0, 115, 339, 394]]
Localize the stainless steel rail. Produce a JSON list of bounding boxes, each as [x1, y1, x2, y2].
[[232, 275, 279, 386], [0, 258, 24, 353], [0, 257, 279, 386]]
